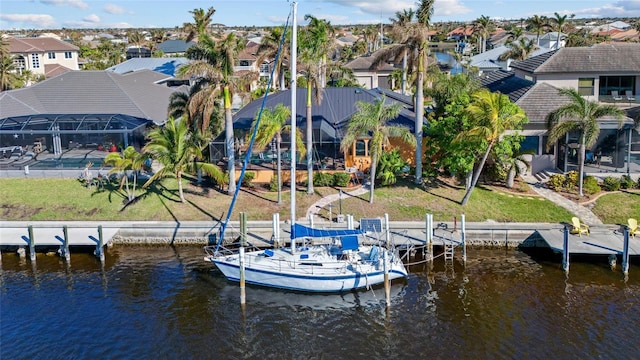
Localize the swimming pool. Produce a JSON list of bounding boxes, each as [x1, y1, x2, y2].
[[29, 158, 107, 169]]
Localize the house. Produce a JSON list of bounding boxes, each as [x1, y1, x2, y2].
[[486, 43, 640, 176], [344, 49, 396, 90], [0, 70, 182, 156], [126, 46, 152, 59], [468, 45, 554, 73], [156, 39, 196, 57], [235, 40, 272, 87], [106, 57, 191, 78], [223, 87, 418, 179], [6, 36, 79, 79]]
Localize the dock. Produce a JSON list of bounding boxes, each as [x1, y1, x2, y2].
[[536, 228, 640, 255]]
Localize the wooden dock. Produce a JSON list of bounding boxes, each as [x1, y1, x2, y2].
[[536, 229, 640, 255]]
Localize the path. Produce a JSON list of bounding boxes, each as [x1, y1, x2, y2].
[[306, 175, 604, 226]]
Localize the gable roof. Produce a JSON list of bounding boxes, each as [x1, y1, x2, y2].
[[157, 39, 196, 54], [232, 87, 416, 139], [514, 82, 572, 123], [106, 57, 190, 77], [0, 70, 178, 125], [8, 37, 79, 53], [510, 43, 640, 74]]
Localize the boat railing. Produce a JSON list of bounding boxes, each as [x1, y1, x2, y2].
[[204, 241, 262, 258]]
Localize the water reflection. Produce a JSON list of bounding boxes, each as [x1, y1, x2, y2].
[[1, 246, 639, 359]]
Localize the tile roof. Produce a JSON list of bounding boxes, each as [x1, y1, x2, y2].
[[511, 43, 640, 74], [106, 58, 190, 76], [43, 63, 73, 78], [157, 39, 196, 54], [345, 50, 395, 71], [0, 70, 178, 124], [515, 82, 572, 123], [7, 37, 79, 53], [479, 70, 535, 103]]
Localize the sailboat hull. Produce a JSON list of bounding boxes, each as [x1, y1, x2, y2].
[[206, 246, 408, 293]]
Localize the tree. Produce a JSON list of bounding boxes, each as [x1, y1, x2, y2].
[[142, 118, 225, 203], [546, 88, 625, 196], [104, 146, 148, 203], [167, 77, 224, 137], [549, 12, 573, 50], [457, 89, 528, 205], [472, 15, 493, 53], [340, 95, 416, 203], [526, 15, 547, 46], [498, 144, 533, 189], [127, 31, 145, 58], [498, 37, 538, 61], [250, 104, 306, 204], [388, 8, 415, 95], [257, 26, 290, 90], [184, 7, 216, 43]]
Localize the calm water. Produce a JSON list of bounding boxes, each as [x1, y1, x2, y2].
[[2, 246, 639, 359]]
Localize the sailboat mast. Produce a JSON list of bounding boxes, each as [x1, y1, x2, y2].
[[290, 1, 298, 252]]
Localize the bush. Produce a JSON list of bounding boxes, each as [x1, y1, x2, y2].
[[620, 175, 635, 189], [241, 171, 256, 188], [376, 149, 408, 186], [565, 171, 579, 188], [269, 175, 278, 192], [602, 176, 620, 191], [548, 174, 566, 190], [333, 172, 351, 187], [583, 176, 601, 195], [516, 181, 531, 193], [313, 172, 334, 187]]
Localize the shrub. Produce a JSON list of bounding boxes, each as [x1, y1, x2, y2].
[[241, 171, 256, 188], [565, 171, 579, 188], [548, 174, 566, 190], [376, 149, 408, 186], [269, 175, 278, 192], [583, 176, 601, 195], [516, 181, 531, 193], [333, 172, 351, 187], [313, 172, 334, 187], [620, 175, 635, 189], [602, 176, 620, 191]]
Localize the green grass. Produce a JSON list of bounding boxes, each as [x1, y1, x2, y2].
[[591, 191, 640, 225], [0, 177, 585, 223]]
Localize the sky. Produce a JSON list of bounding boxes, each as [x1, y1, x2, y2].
[[1, 0, 639, 30]]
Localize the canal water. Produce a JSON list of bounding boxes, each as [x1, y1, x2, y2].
[[2, 246, 639, 359]]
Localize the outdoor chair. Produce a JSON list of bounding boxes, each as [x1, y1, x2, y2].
[[628, 218, 638, 238], [625, 90, 636, 101], [612, 91, 623, 101], [570, 217, 590, 237]]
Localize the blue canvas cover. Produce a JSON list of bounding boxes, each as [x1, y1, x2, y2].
[[291, 223, 363, 239]]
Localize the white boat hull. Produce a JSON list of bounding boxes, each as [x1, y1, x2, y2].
[[205, 246, 407, 293]]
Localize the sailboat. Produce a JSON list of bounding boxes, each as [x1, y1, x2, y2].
[[204, 2, 408, 293]]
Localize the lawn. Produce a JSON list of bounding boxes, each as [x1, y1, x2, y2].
[[591, 191, 640, 225], [0, 176, 581, 223]]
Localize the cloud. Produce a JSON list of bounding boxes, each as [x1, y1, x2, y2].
[[321, 0, 472, 19], [40, 0, 88, 10], [434, 0, 473, 16], [0, 13, 56, 28], [104, 3, 126, 15], [83, 14, 100, 23]]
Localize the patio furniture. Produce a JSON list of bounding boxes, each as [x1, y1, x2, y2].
[[625, 90, 636, 101], [612, 91, 623, 101], [570, 217, 589, 237], [629, 218, 638, 238]]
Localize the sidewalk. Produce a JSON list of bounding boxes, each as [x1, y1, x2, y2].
[[306, 175, 604, 226]]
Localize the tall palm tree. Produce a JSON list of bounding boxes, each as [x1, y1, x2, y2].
[[257, 26, 291, 90], [549, 12, 573, 50], [457, 89, 527, 205], [546, 88, 625, 196], [104, 146, 148, 202], [250, 104, 306, 204], [167, 77, 223, 137], [142, 118, 225, 203], [340, 95, 416, 203], [498, 37, 538, 61], [0, 53, 20, 91], [526, 15, 547, 46], [389, 8, 415, 95], [184, 7, 216, 43], [127, 31, 145, 58], [299, 15, 333, 194], [472, 15, 493, 53]]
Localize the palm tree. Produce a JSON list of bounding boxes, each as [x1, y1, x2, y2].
[[127, 31, 145, 58], [389, 8, 415, 95], [549, 12, 573, 50], [142, 118, 225, 203], [472, 15, 493, 53], [340, 95, 416, 203], [546, 88, 625, 196], [457, 89, 528, 205], [167, 77, 223, 137], [257, 26, 290, 90], [299, 15, 334, 194], [104, 146, 148, 203], [182, 31, 245, 195], [499, 146, 534, 189], [184, 7, 216, 43], [1, 39, 21, 91], [250, 104, 306, 204], [498, 37, 538, 61], [526, 15, 547, 46]]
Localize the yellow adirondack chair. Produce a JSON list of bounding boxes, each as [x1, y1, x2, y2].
[[628, 218, 638, 238], [571, 217, 589, 236]]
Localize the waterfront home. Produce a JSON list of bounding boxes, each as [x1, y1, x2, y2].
[[6, 36, 80, 80]]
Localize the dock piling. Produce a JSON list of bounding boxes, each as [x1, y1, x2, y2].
[[96, 225, 105, 262], [28, 225, 36, 262], [622, 228, 630, 276], [239, 212, 247, 305], [562, 225, 570, 273], [61, 225, 70, 262], [461, 214, 467, 264], [384, 214, 391, 307]]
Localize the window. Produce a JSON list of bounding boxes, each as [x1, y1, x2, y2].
[[578, 78, 594, 96], [31, 53, 40, 68], [521, 136, 540, 155], [239, 60, 250, 66], [48, 52, 56, 59], [65, 51, 72, 59], [599, 75, 636, 96], [355, 140, 366, 156]]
